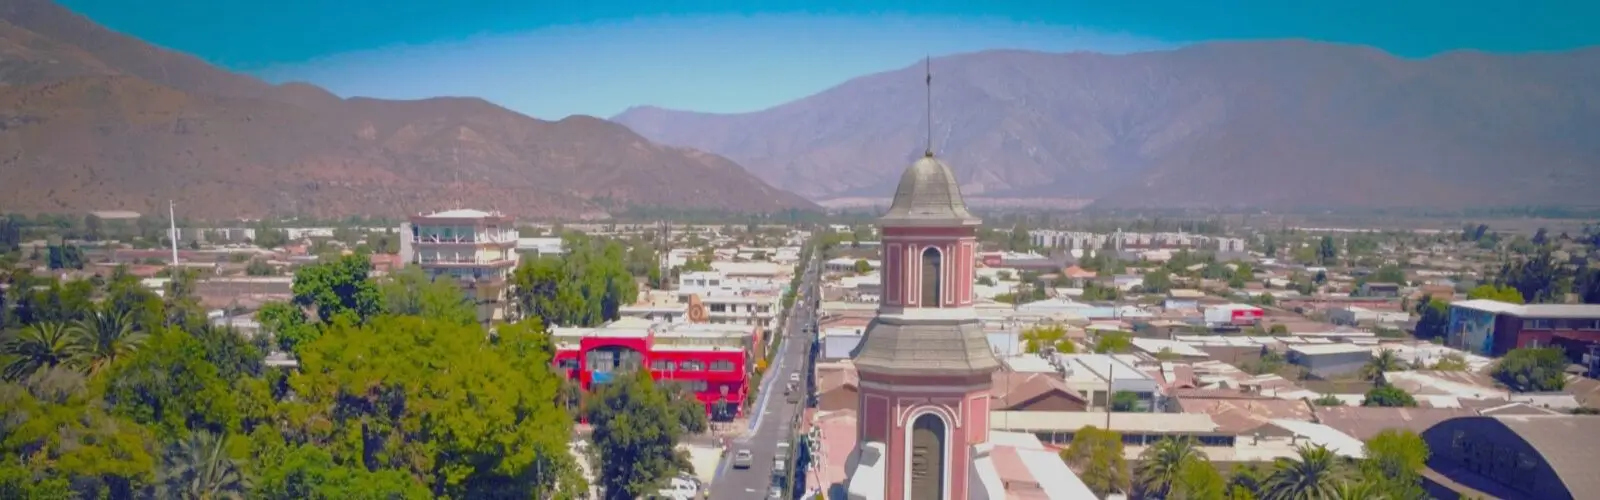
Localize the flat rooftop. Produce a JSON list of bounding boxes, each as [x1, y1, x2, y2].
[[1452, 299, 1600, 319], [990, 411, 1220, 434]]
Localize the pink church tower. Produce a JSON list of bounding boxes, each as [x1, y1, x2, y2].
[[845, 60, 1000, 500]]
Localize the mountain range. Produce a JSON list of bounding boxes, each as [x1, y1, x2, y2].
[[614, 42, 1600, 209], [0, 0, 816, 220]]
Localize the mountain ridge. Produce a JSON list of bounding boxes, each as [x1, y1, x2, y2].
[[612, 42, 1600, 209], [0, 0, 817, 220]]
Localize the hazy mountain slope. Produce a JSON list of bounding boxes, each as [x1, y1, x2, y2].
[[614, 42, 1600, 208], [0, 1, 816, 219]]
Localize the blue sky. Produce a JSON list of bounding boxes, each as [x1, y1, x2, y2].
[[60, 0, 1600, 119]]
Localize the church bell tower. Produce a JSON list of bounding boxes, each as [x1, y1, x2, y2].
[[846, 58, 999, 500]]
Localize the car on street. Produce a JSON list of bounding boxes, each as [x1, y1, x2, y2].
[[789, 373, 801, 383], [732, 449, 753, 469], [767, 486, 784, 499], [775, 443, 790, 462]]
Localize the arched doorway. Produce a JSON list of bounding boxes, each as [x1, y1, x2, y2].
[[909, 413, 947, 500], [921, 247, 942, 307]]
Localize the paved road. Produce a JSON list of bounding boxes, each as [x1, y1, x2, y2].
[[709, 254, 820, 499]]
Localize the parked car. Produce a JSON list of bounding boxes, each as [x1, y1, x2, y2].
[[732, 449, 753, 469], [767, 486, 784, 499], [653, 476, 699, 499]]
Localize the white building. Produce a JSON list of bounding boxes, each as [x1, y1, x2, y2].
[[401, 209, 520, 324]]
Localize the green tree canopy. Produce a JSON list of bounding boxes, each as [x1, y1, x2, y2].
[[584, 369, 705, 499], [1492, 346, 1569, 392], [1466, 284, 1525, 304], [291, 254, 381, 324], [1361, 384, 1418, 408], [288, 315, 581, 499], [1060, 426, 1129, 497]]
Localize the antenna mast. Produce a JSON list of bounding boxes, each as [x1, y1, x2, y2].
[[924, 56, 934, 157]]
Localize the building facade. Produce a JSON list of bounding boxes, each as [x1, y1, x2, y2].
[[845, 151, 1001, 500], [550, 321, 759, 419], [401, 209, 519, 324], [1447, 300, 1600, 357]]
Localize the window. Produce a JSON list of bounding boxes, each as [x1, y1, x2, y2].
[[921, 247, 942, 307], [679, 360, 705, 371], [650, 360, 673, 371], [1578, 319, 1600, 331], [710, 360, 736, 372], [1526, 319, 1553, 329]]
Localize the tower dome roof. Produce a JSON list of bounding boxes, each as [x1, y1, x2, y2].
[[879, 154, 981, 227]]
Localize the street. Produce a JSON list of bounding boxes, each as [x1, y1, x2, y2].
[[708, 253, 820, 499]]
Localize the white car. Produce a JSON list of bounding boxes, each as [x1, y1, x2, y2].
[[789, 373, 801, 383], [654, 477, 699, 499]]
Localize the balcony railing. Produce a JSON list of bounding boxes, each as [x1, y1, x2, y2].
[[411, 231, 518, 245]]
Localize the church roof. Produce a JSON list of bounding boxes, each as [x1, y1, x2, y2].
[[851, 315, 1000, 378], [878, 155, 981, 227]]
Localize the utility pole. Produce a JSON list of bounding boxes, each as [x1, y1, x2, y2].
[[168, 200, 180, 266], [1105, 360, 1114, 430]]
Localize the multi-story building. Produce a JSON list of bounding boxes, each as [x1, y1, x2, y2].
[[550, 319, 760, 419], [1447, 300, 1600, 357], [400, 209, 519, 324], [674, 271, 782, 329]]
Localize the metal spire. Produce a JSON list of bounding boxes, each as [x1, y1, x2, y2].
[[924, 56, 934, 158]]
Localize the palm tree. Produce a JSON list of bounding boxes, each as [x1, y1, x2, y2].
[[1360, 349, 1407, 382], [158, 431, 250, 500], [1137, 436, 1208, 497], [1260, 445, 1346, 500], [1331, 480, 1386, 500], [1, 322, 79, 380], [70, 308, 147, 375]]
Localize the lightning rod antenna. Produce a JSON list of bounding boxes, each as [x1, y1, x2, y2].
[[924, 56, 934, 158]]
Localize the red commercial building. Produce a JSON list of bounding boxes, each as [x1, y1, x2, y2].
[[551, 319, 762, 420], [1447, 300, 1600, 357]]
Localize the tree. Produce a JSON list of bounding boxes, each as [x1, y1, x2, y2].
[[1143, 270, 1174, 294], [256, 302, 317, 354], [1311, 394, 1345, 407], [585, 370, 702, 499], [1260, 445, 1346, 500], [1020, 324, 1076, 354], [1137, 437, 1208, 498], [1359, 429, 1430, 498], [1491, 346, 1569, 392], [510, 238, 638, 328], [0, 322, 79, 380], [1060, 426, 1129, 497], [157, 430, 250, 499], [0, 378, 158, 497], [289, 315, 580, 498], [1317, 236, 1339, 266], [1093, 331, 1133, 354], [253, 443, 431, 499], [99, 328, 241, 441], [291, 254, 381, 324], [1361, 384, 1418, 408], [378, 265, 477, 326], [852, 259, 872, 274], [1112, 391, 1144, 412], [71, 307, 149, 375], [1359, 349, 1407, 382], [1466, 284, 1524, 304], [1411, 296, 1450, 340], [1173, 460, 1228, 500]]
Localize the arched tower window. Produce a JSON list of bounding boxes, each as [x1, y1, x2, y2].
[[909, 413, 948, 500], [921, 247, 942, 307]]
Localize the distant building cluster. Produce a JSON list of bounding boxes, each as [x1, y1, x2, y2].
[[1028, 229, 1247, 253]]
